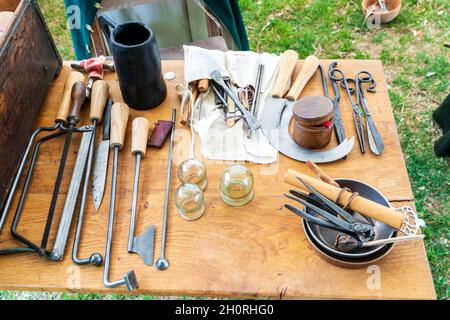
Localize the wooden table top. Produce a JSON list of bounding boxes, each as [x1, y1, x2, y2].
[[0, 60, 436, 299]]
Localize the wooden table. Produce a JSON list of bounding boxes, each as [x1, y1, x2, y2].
[[0, 60, 436, 299]]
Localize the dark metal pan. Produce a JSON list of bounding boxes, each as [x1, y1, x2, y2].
[[304, 178, 395, 259], [302, 218, 396, 268]]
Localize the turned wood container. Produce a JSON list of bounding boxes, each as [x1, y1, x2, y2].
[[362, 0, 401, 24], [292, 96, 334, 149]]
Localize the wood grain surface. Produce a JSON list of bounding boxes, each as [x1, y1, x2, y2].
[[0, 60, 435, 299]]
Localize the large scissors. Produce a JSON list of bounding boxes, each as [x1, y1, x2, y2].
[[329, 64, 366, 154], [355, 71, 385, 155]]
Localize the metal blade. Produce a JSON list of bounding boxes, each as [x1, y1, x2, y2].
[[260, 99, 355, 163], [51, 129, 93, 260], [92, 140, 109, 210], [366, 115, 384, 155], [366, 118, 380, 155], [130, 225, 155, 266]]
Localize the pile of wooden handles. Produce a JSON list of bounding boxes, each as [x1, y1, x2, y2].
[[271, 50, 320, 100]]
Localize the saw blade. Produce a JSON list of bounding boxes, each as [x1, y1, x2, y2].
[[131, 224, 155, 266], [92, 140, 109, 210]]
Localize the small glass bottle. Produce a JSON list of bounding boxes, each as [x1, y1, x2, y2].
[[177, 159, 207, 190], [219, 165, 254, 207], [174, 183, 205, 221]]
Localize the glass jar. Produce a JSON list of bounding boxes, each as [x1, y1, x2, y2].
[[219, 165, 254, 207], [177, 159, 207, 190], [174, 183, 205, 221]]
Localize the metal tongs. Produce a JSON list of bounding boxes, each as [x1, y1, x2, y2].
[[284, 177, 375, 242]]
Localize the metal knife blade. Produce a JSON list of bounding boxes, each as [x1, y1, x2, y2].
[[92, 99, 112, 210]]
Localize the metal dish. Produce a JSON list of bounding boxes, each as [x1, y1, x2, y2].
[[304, 178, 395, 259], [302, 219, 396, 268]]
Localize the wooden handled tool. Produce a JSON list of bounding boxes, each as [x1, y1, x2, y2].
[[129, 117, 154, 265], [110, 102, 129, 150], [105, 100, 136, 290], [67, 81, 86, 125], [285, 169, 405, 229], [132, 117, 150, 157], [286, 55, 320, 100], [306, 161, 340, 187], [271, 50, 298, 98], [56, 71, 85, 123], [89, 80, 109, 123]]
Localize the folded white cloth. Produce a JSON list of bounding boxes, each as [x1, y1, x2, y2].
[[183, 45, 280, 164]]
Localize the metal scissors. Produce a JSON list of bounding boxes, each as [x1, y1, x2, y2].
[[329, 63, 366, 154], [355, 71, 384, 155], [284, 177, 375, 243], [327, 62, 346, 145]]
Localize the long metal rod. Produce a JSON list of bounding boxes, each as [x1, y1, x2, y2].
[[155, 108, 176, 271], [128, 153, 141, 252], [247, 64, 265, 138], [72, 121, 102, 266], [103, 147, 137, 290]]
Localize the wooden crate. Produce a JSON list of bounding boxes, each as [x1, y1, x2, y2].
[[0, 0, 61, 209]]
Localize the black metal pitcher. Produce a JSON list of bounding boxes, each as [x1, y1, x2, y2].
[[99, 14, 167, 110]]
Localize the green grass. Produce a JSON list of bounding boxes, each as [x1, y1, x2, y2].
[[1, 0, 448, 300]]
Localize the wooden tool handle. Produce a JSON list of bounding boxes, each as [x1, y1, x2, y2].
[[110, 102, 129, 150], [198, 79, 209, 93], [306, 161, 340, 187], [89, 80, 109, 122], [271, 50, 298, 98], [132, 117, 150, 157], [291, 60, 303, 83], [67, 81, 86, 125], [56, 71, 85, 123], [284, 169, 405, 229], [286, 55, 320, 100]]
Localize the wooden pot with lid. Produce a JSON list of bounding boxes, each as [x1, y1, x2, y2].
[[292, 96, 334, 149]]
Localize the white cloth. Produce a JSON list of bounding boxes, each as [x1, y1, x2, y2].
[[183, 45, 280, 164]]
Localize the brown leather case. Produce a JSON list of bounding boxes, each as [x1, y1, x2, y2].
[[148, 120, 174, 148]]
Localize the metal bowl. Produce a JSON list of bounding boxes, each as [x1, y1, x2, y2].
[[303, 218, 397, 268], [304, 178, 395, 259]]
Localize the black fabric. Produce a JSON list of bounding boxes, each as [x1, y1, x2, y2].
[[433, 94, 450, 157]]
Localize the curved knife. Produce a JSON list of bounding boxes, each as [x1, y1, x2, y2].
[[92, 99, 112, 210]]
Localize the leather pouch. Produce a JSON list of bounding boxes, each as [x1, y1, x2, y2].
[[148, 120, 173, 148]]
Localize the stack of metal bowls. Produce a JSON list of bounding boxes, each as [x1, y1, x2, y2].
[[302, 178, 397, 268]]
